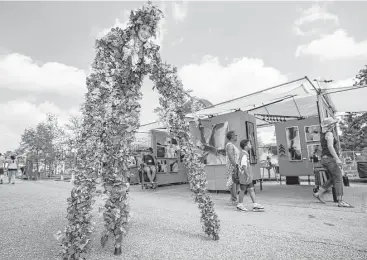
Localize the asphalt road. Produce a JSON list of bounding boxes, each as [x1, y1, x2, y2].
[[0, 180, 366, 260]]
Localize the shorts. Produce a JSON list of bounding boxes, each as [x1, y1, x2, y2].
[[0, 168, 3, 175], [239, 182, 254, 191]]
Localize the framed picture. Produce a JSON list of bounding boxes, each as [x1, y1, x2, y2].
[[246, 121, 257, 164], [305, 125, 321, 142], [285, 126, 302, 161], [190, 120, 228, 165], [156, 145, 166, 158], [307, 144, 322, 163]]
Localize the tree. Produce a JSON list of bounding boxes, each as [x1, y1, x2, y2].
[[339, 112, 367, 151], [20, 115, 58, 179], [340, 65, 367, 151], [354, 65, 367, 87]]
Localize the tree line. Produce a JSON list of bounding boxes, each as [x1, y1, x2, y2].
[[15, 113, 83, 179]]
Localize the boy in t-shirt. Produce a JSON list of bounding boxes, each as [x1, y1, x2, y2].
[[236, 139, 265, 212]]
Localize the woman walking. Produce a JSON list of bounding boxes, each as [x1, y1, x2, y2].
[[225, 131, 240, 204], [313, 117, 353, 208]]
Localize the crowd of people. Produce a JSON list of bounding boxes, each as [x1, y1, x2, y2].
[[0, 153, 21, 185]]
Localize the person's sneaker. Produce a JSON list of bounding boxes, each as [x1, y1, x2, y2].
[[236, 203, 248, 212], [253, 203, 265, 212], [313, 193, 325, 204], [229, 198, 237, 205], [338, 201, 354, 208]]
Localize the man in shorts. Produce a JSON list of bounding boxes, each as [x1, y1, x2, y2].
[[0, 153, 5, 184], [236, 139, 265, 212], [142, 148, 157, 186]]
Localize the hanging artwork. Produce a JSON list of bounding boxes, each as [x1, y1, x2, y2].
[[307, 143, 322, 163], [246, 121, 257, 164], [190, 120, 228, 165], [285, 126, 302, 161], [305, 125, 321, 142]]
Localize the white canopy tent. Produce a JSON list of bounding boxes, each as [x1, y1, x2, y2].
[[185, 77, 320, 127], [137, 78, 367, 139]]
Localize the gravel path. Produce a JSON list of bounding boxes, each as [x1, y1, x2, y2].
[[0, 180, 366, 260]]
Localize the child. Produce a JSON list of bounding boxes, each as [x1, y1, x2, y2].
[[236, 139, 265, 212]]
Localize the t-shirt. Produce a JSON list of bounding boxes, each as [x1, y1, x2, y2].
[[143, 154, 155, 165], [7, 159, 18, 170], [240, 150, 249, 170], [0, 156, 5, 168]]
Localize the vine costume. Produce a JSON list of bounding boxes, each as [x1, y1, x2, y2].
[[59, 2, 220, 259]]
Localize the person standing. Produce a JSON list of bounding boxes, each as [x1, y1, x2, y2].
[[0, 153, 5, 184], [313, 117, 353, 208], [236, 139, 265, 212], [6, 154, 18, 184], [225, 131, 240, 204]]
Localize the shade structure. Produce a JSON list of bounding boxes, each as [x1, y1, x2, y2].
[[323, 85, 367, 113], [185, 77, 320, 127]]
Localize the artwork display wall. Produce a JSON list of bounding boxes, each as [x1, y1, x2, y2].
[[285, 126, 302, 161], [155, 133, 180, 173]]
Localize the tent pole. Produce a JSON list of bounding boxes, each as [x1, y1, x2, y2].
[[305, 76, 321, 93]]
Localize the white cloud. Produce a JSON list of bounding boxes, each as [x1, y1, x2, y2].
[[97, 18, 129, 39], [329, 77, 357, 89], [172, 1, 188, 22], [295, 29, 367, 60], [293, 4, 339, 36], [0, 53, 87, 97], [172, 36, 184, 47], [178, 56, 288, 105], [0, 100, 79, 152]]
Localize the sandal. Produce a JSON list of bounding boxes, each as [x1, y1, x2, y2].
[[313, 193, 325, 204], [338, 201, 354, 208]]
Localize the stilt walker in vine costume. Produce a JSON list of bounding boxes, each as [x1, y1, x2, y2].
[[59, 2, 220, 259]]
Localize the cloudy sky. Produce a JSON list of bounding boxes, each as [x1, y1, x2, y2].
[[0, 1, 366, 152]]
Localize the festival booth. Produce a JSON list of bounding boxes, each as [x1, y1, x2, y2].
[[137, 78, 367, 188], [188, 111, 261, 191], [150, 129, 188, 185], [135, 122, 188, 186], [186, 77, 329, 186]]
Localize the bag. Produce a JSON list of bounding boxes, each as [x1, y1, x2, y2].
[[342, 175, 350, 187], [340, 168, 350, 187], [231, 165, 240, 184]]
